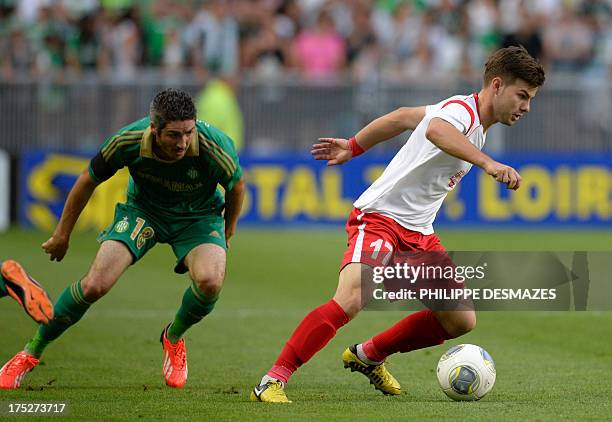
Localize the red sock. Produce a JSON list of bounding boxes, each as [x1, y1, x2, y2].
[[365, 310, 452, 361], [267, 299, 349, 384], [361, 339, 386, 362]]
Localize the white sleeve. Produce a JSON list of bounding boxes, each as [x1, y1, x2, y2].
[[428, 102, 473, 135]]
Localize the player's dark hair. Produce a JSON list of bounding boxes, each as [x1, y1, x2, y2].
[[149, 88, 197, 131], [484, 46, 545, 87]]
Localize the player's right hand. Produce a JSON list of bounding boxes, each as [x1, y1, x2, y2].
[[311, 138, 353, 166], [484, 160, 522, 190], [42, 234, 70, 262]]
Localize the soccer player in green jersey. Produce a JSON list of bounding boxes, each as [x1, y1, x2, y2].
[[0, 88, 245, 390]]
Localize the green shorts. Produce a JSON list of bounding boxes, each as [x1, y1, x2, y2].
[[97, 203, 226, 274]]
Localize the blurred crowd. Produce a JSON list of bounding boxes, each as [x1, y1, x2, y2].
[[1, 0, 612, 83]]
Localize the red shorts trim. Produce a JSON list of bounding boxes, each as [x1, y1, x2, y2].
[[340, 208, 445, 270]]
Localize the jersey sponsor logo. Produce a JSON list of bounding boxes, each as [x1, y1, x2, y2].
[[449, 170, 466, 189], [134, 170, 204, 192], [114, 217, 129, 233]]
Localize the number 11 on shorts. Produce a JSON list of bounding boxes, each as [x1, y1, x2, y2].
[[370, 238, 393, 264]]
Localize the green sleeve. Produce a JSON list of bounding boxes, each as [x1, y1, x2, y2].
[[88, 124, 145, 182], [198, 121, 243, 191]]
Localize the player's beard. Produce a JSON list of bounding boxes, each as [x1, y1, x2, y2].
[[154, 138, 184, 161]]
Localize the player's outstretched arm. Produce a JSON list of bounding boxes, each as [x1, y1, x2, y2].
[[426, 118, 522, 190], [312, 106, 426, 166], [42, 170, 100, 261], [356, 106, 427, 147], [224, 178, 245, 249]]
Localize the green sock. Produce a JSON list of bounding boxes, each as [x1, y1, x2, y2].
[[0, 267, 7, 298], [167, 283, 219, 343], [25, 281, 93, 358]]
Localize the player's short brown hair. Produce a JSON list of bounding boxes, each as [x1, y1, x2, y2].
[[484, 46, 545, 87], [150, 88, 197, 131]]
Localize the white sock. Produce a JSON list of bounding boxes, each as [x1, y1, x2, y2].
[[259, 374, 284, 387], [356, 343, 383, 365]]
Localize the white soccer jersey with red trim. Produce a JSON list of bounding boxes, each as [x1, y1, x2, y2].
[[353, 93, 485, 235]]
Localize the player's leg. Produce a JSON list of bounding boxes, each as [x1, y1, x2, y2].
[[166, 243, 225, 344], [356, 309, 474, 363], [335, 262, 402, 396], [352, 234, 476, 392], [251, 263, 367, 403], [270, 262, 363, 380], [0, 241, 132, 389], [25, 240, 133, 357], [0, 260, 54, 324], [344, 308, 474, 398], [160, 244, 225, 389], [160, 215, 227, 388], [251, 209, 398, 402]]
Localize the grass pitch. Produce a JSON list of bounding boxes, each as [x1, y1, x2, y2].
[[1, 228, 611, 421]]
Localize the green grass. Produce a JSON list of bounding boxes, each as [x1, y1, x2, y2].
[[1, 228, 611, 421]]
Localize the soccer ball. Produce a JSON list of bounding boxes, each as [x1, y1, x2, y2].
[[436, 344, 496, 401]]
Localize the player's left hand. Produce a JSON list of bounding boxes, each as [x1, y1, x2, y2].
[[311, 138, 352, 166], [225, 225, 236, 249], [484, 160, 522, 190], [42, 233, 70, 261]]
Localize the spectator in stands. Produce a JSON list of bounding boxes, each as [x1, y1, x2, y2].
[[544, 5, 595, 72], [0, 0, 611, 83], [500, 3, 544, 62], [66, 13, 104, 75], [196, 77, 244, 151], [292, 8, 345, 80], [188, 0, 239, 80], [99, 7, 142, 82], [1, 25, 35, 81], [345, 0, 376, 66]]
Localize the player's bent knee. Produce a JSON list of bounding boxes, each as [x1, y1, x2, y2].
[[447, 312, 477, 337], [80, 277, 112, 302], [333, 291, 362, 320], [193, 272, 225, 297]]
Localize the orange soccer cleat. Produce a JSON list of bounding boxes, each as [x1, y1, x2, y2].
[[1, 260, 54, 325], [160, 326, 188, 388], [0, 351, 40, 389]]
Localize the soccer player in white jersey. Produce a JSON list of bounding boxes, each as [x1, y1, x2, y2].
[[251, 46, 545, 403]]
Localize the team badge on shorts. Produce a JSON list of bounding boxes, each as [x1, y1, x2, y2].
[[114, 217, 129, 233]]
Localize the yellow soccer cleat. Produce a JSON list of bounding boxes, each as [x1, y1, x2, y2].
[[250, 381, 292, 403], [342, 344, 401, 395]]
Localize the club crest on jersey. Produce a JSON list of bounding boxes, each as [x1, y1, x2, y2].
[[114, 217, 129, 233], [448, 170, 466, 189], [187, 167, 199, 179]]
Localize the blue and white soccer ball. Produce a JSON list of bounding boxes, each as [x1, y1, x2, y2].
[[436, 344, 496, 401]]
